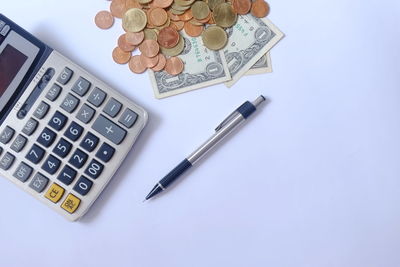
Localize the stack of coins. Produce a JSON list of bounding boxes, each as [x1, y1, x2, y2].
[[94, 0, 270, 75]]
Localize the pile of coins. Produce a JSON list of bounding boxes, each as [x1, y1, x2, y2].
[[94, 0, 270, 75]]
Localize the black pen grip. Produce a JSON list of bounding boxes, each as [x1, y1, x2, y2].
[[160, 159, 192, 188]]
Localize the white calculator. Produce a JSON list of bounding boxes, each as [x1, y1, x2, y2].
[[0, 14, 148, 221]]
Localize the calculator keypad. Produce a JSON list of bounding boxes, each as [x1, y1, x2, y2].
[[0, 56, 146, 220]]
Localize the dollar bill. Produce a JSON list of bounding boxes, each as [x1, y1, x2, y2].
[[224, 15, 284, 87], [149, 31, 231, 99], [246, 52, 272, 75]]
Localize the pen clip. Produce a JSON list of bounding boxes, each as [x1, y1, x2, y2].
[[215, 109, 240, 132]]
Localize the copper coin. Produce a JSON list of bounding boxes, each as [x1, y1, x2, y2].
[[140, 54, 159, 68], [165, 57, 184, 75], [95, 11, 114, 29], [139, 39, 160, 57], [148, 8, 168, 27], [153, 0, 173, 8], [171, 20, 185, 31], [129, 55, 147, 73], [110, 0, 126, 18], [112, 47, 131, 64], [232, 0, 252, 15], [178, 9, 193, 22], [125, 0, 141, 10], [118, 34, 136, 52], [251, 0, 270, 18], [158, 27, 180, 48], [168, 10, 181, 21], [151, 54, 167, 71], [184, 22, 203, 37], [126, 31, 145, 45]]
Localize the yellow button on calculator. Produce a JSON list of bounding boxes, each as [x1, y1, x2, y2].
[[45, 183, 65, 203], [61, 194, 81, 214]]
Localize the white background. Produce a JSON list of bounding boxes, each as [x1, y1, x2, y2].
[[1, 0, 400, 266]]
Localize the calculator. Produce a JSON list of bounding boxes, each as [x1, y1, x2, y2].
[[0, 14, 148, 221]]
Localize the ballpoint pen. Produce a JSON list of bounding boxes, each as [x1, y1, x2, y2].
[[144, 95, 268, 201]]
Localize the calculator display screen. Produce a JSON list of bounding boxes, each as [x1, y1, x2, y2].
[[0, 44, 28, 96], [0, 30, 39, 113]]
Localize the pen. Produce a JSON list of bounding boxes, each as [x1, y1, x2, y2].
[[144, 95, 268, 201]]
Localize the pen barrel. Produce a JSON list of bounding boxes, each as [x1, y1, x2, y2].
[[187, 113, 245, 165], [160, 159, 192, 188]]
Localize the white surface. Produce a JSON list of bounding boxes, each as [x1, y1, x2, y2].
[[1, 0, 400, 267]]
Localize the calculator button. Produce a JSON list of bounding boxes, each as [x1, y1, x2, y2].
[[0, 126, 15, 144], [22, 118, 38, 136], [26, 144, 46, 164], [72, 77, 91, 96], [61, 93, 80, 113], [119, 108, 138, 128], [88, 87, 107, 107], [42, 154, 62, 175], [73, 176, 93, 196], [92, 115, 127, 145], [1, 25, 10, 36], [95, 142, 115, 162], [34, 101, 50, 119], [61, 194, 81, 213], [53, 138, 72, 158], [64, 121, 84, 141], [80, 132, 99, 152], [0, 152, 15, 170], [76, 104, 95, 124], [0, 21, 5, 31], [13, 162, 33, 182], [29, 173, 49, 193], [46, 84, 62, 101], [69, 148, 88, 169], [103, 98, 122, 117], [37, 127, 57, 147], [57, 165, 77, 185], [11, 134, 27, 152], [48, 111, 68, 131], [57, 67, 73, 85], [45, 183, 65, 203], [84, 159, 104, 179]]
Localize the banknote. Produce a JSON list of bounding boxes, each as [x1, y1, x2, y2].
[[149, 31, 231, 99], [224, 15, 284, 87], [246, 52, 272, 75]]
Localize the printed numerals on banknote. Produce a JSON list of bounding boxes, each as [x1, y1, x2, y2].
[[149, 30, 231, 99], [150, 15, 284, 98]]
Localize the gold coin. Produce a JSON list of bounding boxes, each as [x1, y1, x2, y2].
[[160, 35, 185, 56], [208, 0, 225, 11], [138, 0, 153, 4], [201, 26, 227, 50], [174, 0, 195, 7], [123, 8, 147, 32], [144, 28, 158, 40], [191, 1, 210, 20], [213, 3, 237, 28]]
